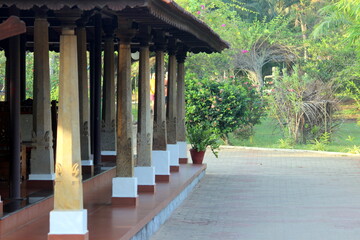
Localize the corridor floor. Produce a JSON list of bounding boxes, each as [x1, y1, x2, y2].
[[152, 147, 360, 240]]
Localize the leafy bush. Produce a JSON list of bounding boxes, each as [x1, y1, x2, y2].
[[185, 74, 263, 144]]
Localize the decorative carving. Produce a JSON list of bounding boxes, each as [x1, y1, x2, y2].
[[55, 162, 62, 177], [72, 163, 80, 179]]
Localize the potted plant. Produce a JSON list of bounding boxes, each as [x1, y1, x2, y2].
[[186, 122, 220, 164]]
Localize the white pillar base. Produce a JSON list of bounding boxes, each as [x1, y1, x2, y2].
[[112, 177, 138, 198], [101, 151, 116, 156], [112, 177, 138, 206], [167, 144, 179, 167], [28, 173, 55, 181], [134, 167, 155, 185], [49, 209, 88, 235], [152, 150, 170, 175], [81, 160, 93, 166], [177, 141, 188, 158]]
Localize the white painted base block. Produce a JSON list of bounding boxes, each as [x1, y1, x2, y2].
[[81, 160, 93, 166], [177, 142, 188, 159], [102, 151, 116, 156], [135, 167, 156, 185], [49, 209, 88, 235], [112, 177, 138, 198], [152, 150, 170, 175], [28, 173, 55, 181], [167, 144, 179, 167]]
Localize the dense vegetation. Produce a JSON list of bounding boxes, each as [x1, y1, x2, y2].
[[178, 0, 359, 153]]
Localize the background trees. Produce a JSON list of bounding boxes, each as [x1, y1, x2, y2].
[[178, 0, 359, 151]]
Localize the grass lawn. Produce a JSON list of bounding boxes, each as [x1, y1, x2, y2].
[[228, 118, 360, 154]]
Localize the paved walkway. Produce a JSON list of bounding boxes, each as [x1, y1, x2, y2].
[[152, 147, 360, 240]]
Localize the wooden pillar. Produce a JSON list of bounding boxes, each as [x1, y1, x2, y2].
[[20, 34, 26, 101], [9, 24, 21, 199], [76, 20, 93, 174], [93, 14, 102, 166], [153, 49, 167, 151], [152, 31, 170, 182], [176, 47, 188, 164], [137, 26, 152, 167], [112, 18, 138, 206], [166, 39, 179, 172], [101, 20, 116, 152], [115, 20, 135, 178], [29, 12, 55, 187], [89, 40, 95, 155], [135, 26, 155, 193], [49, 10, 88, 238]]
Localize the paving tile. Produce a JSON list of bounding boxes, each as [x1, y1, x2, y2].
[[152, 148, 360, 240]]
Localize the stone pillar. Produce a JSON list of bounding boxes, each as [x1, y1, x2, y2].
[[176, 47, 188, 164], [112, 18, 138, 206], [152, 31, 170, 182], [166, 40, 179, 172], [29, 13, 55, 188], [101, 20, 116, 155], [48, 11, 88, 239], [76, 21, 93, 175], [135, 26, 155, 193]]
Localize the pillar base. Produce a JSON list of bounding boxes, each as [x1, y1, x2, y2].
[[49, 210, 88, 237], [81, 160, 94, 175], [28, 174, 55, 189], [155, 175, 170, 183], [179, 158, 188, 164], [177, 141, 188, 159], [152, 150, 170, 175], [48, 233, 89, 240], [134, 167, 155, 193], [170, 166, 180, 172], [101, 151, 116, 162], [167, 144, 179, 170], [112, 177, 138, 206]]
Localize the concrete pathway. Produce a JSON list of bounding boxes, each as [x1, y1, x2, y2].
[[152, 147, 360, 240]]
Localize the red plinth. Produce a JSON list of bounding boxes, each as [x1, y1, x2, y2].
[[170, 166, 180, 172], [26, 180, 54, 189], [155, 175, 170, 183], [81, 165, 94, 175], [179, 158, 188, 164], [138, 185, 156, 193], [111, 197, 138, 207], [48, 232, 89, 240], [101, 155, 116, 162]]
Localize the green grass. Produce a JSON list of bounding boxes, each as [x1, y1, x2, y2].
[[228, 118, 360, 154]]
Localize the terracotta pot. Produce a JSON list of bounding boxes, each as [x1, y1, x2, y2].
[[190, 149, 206, 164]]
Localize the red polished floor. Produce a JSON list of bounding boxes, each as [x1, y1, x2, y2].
[[0, 164, 206, 240]]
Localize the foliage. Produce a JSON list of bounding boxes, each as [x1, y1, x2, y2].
[[266, 65, 340, 144], [310, 131, 330, 151], [185, 73, 263, 143], [186, 122, 220, 157], [278, 138, 295, 149]]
